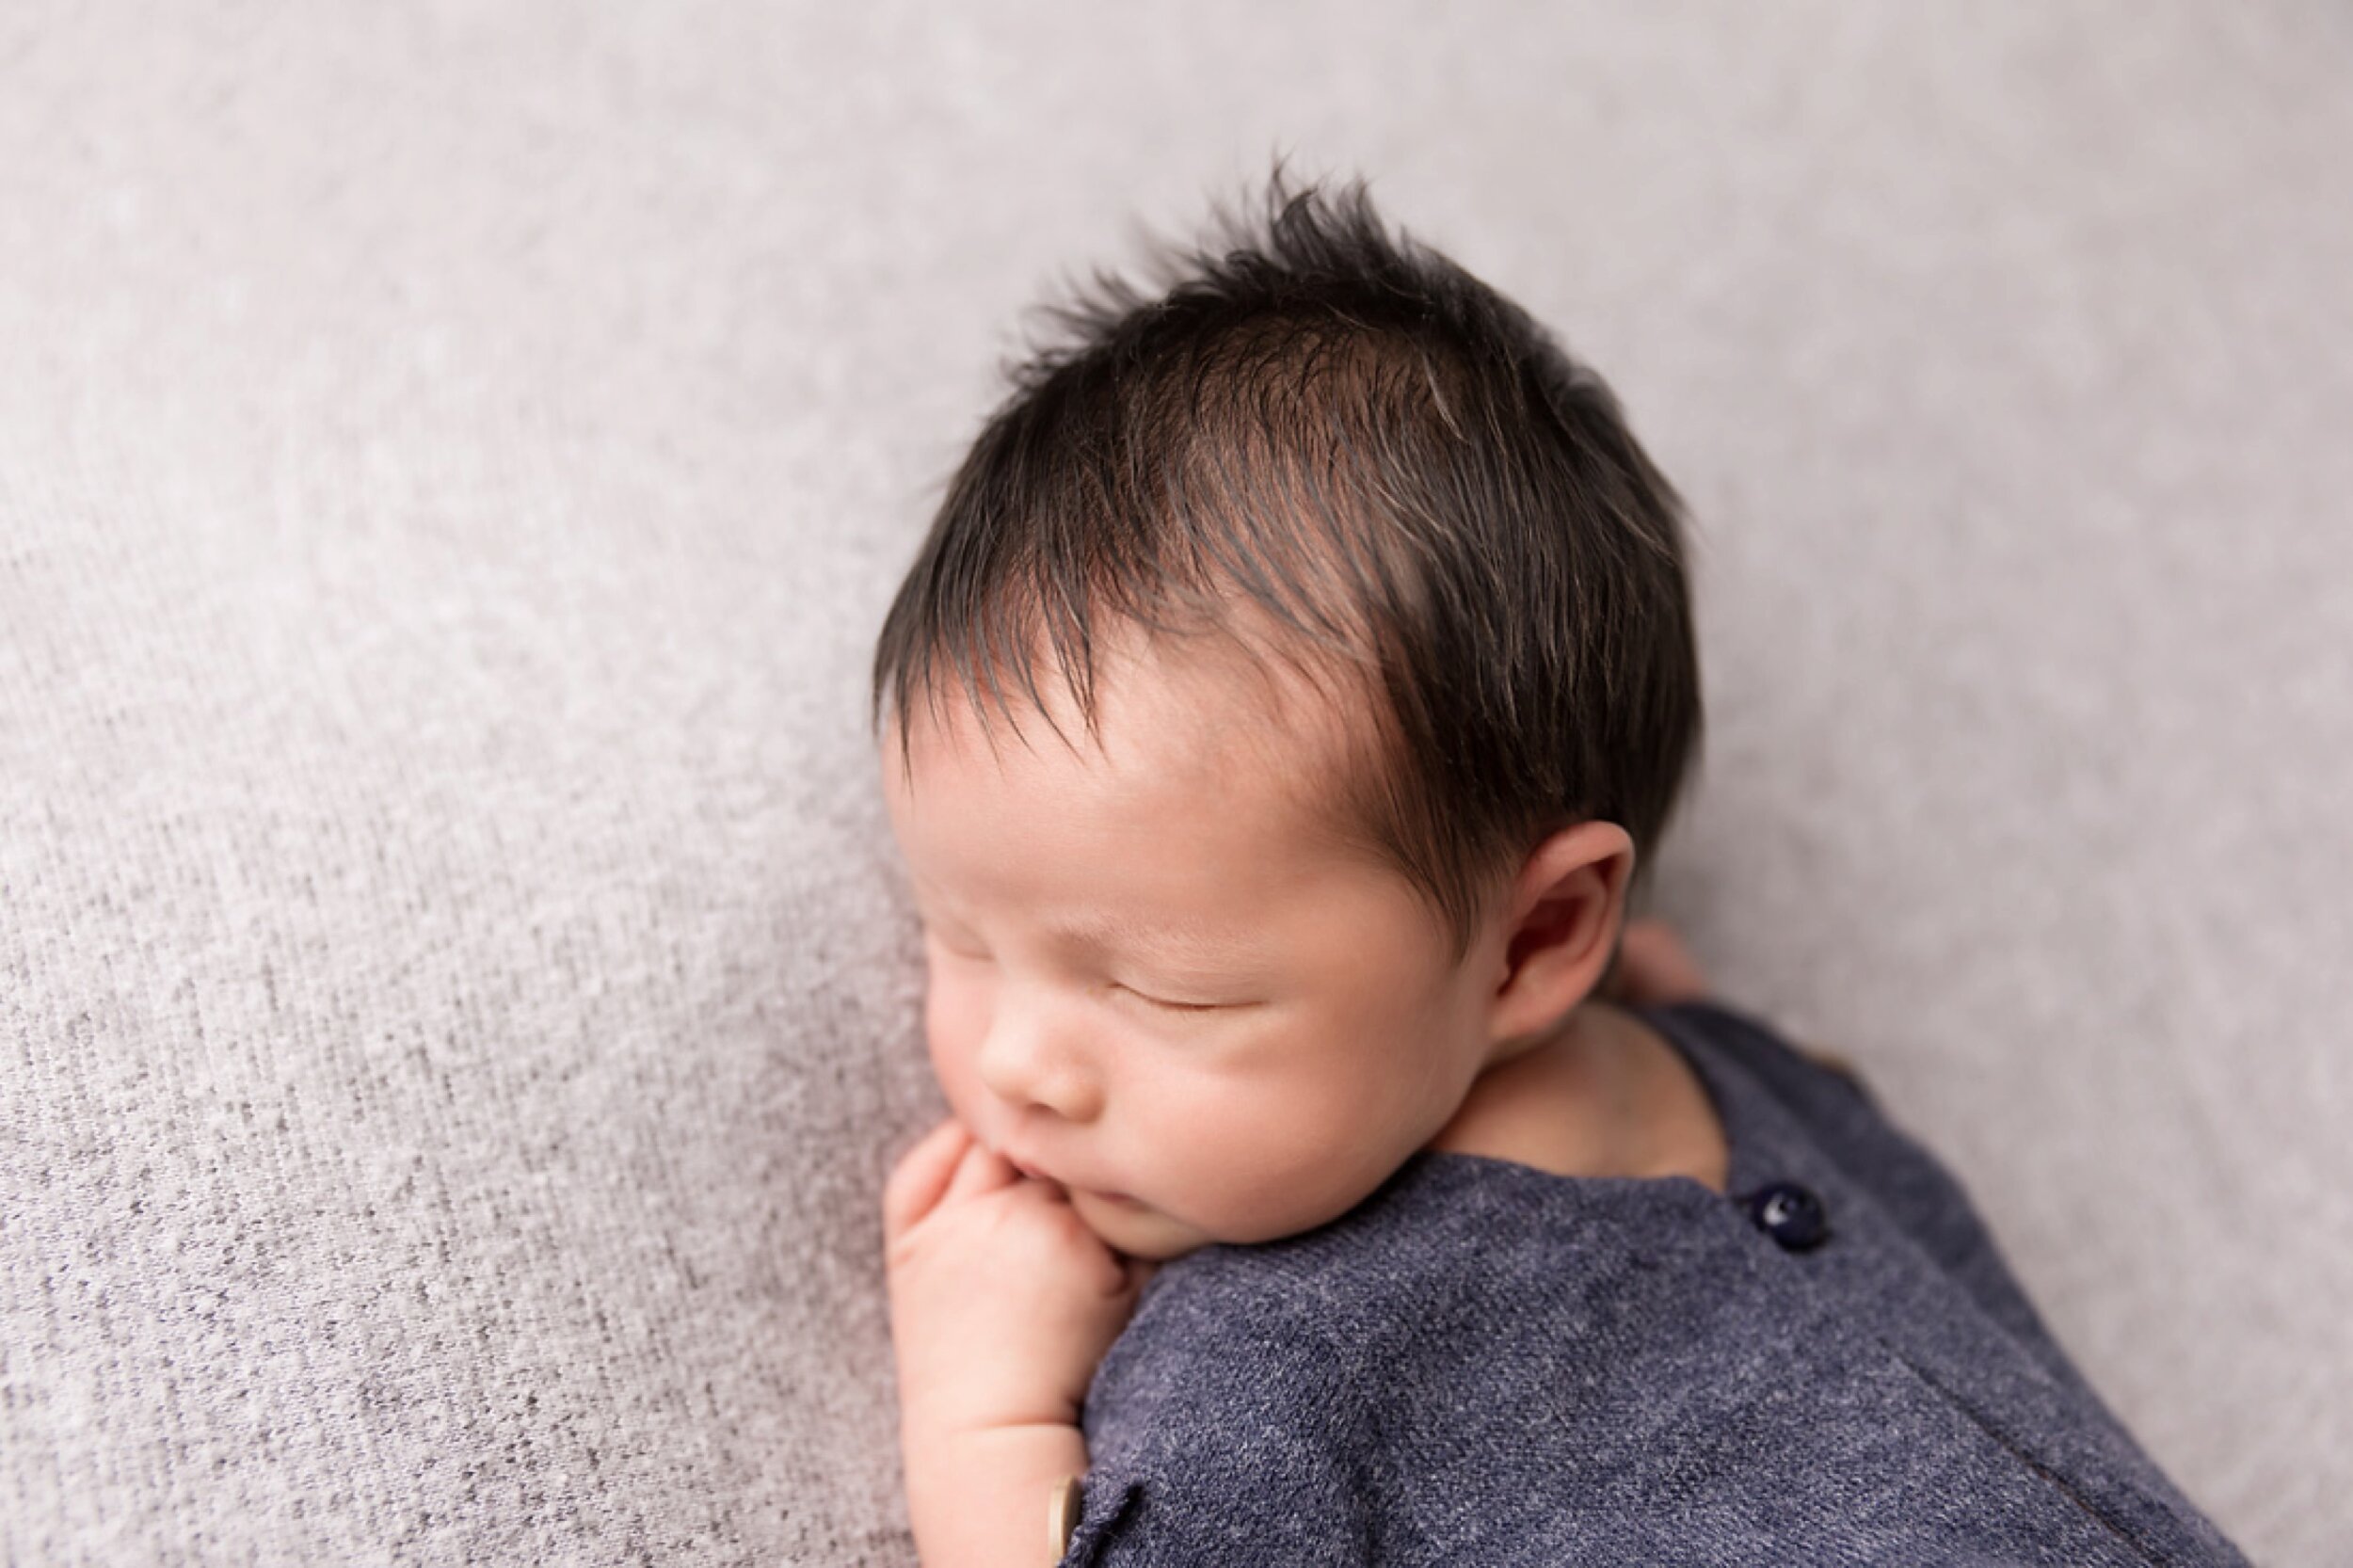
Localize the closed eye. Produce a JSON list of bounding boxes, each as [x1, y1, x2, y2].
[[1115, 983, 1249, 1014], [1141, 993, 1223, 1013]]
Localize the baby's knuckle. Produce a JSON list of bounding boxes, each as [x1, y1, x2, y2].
[[880, 1149, 929, 1205]]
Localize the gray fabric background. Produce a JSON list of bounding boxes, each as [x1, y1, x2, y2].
[[3, 4, 2345, 1564]]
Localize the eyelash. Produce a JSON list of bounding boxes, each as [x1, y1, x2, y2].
[[925, 933, 1229, 1014], [1116, 983, 1224, 1014]]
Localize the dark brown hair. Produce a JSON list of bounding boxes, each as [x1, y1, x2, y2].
[[872, 168, 1702, 959]]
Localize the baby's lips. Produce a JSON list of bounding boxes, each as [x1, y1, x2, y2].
[[1003, 1146, 1141, 1205], [1007, 1154, 1078, 1194]]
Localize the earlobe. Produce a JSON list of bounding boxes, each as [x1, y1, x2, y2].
[[1488, 822, 1637, 1044]]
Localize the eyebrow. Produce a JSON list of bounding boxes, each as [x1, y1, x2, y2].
[[1046, 912, 1268, 967], [908, 875, 1270, 968]]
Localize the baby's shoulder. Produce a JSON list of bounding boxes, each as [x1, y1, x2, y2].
[[1638, 996, 1886, 1131], [1429, 1001, 1732, 1192]]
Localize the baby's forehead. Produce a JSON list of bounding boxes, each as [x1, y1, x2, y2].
[[893, 621, 1381, 810]]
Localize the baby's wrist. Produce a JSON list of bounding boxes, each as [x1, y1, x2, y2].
[[904, 1408, 1083, 1454], [903, 1421, 1091, 1568], [903, 1386, 1084, 1448]]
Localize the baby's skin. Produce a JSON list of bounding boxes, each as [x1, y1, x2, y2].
[[883, 921, 1709, 1566], [885, 932, 1713, 1553], [878, 626, 1713, 1565]]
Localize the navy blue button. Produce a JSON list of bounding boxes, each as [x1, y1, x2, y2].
[[1743, 1182, 1831, 1252]]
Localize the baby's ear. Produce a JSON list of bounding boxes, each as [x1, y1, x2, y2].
[[1486, 822, 1636, 1044]]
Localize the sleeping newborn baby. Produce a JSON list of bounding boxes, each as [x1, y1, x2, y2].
[[872, 172, 2249, 1567]]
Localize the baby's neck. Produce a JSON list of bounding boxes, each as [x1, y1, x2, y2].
[[1423, 1002, 1729, 1192]]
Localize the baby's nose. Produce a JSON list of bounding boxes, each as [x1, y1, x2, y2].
[[973, 1000, 1102, 1122]]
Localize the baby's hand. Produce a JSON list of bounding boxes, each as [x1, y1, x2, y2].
[[1609, 917, 1712, 1005], [882, 1116, 1157, 1442]]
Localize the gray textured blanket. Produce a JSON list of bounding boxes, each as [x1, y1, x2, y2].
[[4, 5, 2345, 1563]]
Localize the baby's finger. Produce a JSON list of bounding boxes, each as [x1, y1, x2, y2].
[[882, 1117, 972, 1240], [941, 1132, 1019, 1205]]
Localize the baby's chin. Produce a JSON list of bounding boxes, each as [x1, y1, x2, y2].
[[1068, 1188, 1211, 1263]]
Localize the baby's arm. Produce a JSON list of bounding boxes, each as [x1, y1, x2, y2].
[[903, 1423, 1088, 1568], [883, 1117, 1155, 1567]]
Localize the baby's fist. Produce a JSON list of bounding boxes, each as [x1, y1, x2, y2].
[[883, 1117, 1156, 1440]]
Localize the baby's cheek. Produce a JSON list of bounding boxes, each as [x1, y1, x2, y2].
[[922, 968, 991, 1093], [1195, 1093, 1390, 1241]]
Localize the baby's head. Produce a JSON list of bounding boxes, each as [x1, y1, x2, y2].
[[873, 172, 1701, 1261]]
